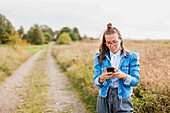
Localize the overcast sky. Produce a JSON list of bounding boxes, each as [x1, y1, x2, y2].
[[0, 0, 170, 40]]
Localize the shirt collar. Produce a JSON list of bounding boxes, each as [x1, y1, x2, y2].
[[110, 49, 121, 57], [105, 48, 129, 62]]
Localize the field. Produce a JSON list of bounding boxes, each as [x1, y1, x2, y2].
[[0, 44, 48, 84], [52, 39, 170, 113]]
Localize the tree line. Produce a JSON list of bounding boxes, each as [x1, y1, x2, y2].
[[56, 27, 82, 44], [0, 13, 83, 45]]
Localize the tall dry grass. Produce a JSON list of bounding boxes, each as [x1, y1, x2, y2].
[[52, 39, 170, 112], [0, 46, 30, 84], [124, 40, 170, 112], [124, 40, 170, 96], [0, 44, 47, 84]]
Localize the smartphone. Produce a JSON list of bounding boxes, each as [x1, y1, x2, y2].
[[107, 67, 115, 74]]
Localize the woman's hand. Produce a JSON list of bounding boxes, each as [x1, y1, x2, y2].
[[112, 68, 127, 81], [99, 68, 114, 83]]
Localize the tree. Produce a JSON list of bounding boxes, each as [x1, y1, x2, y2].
[[0, 14, 15, 44], [56, 27, 71, 40], [40, 25, 54, 42], [5, 20, 15, 35], [56, 27, 82, 41], [61, 27, 72, 33], [26, 24, 44, 45], [73, 27, 79, 34], [17, 26, 24, 35], [40, 25, 54, 36], [69, 31, 79, 41], [44, 32, 52, 43], [17, 26, 24, 38], [56, 32, 72, 45], [25, 27, 33, 43], [73, 27, 82, 40]]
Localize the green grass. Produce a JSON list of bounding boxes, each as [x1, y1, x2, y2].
[[26, 44, 48, 55], [16, 49, 51, 113], [60, 86, 76, 91], [0, 44, 49, 54]]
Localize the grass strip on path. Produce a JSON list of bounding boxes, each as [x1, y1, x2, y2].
[[16, 48, 51, 113]]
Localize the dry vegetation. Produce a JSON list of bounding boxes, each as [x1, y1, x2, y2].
[[0, 46, 30, 84], [124, 40, 170, 97], [52, 39, 170, 112], [0, 45, 48, 84]]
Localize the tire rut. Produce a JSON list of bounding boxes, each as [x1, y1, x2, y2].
[[46, 43, 90, 113], [0, 49, 44, 113]]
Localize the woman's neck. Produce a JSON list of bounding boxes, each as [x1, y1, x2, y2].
[[111, 48, 121, 54]]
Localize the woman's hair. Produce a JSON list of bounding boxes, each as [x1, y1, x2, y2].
[[98, 23, 126, 65]]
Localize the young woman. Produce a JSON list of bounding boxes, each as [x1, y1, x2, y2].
[[93, 23, 140, 113]]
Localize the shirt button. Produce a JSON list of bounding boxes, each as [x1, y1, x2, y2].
[[101, 68, 103, 70], [120, 96, 122, 99], [120, 90, 122, 92]]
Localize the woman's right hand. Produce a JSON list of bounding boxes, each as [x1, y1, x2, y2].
[[99, 68, 114, 83]]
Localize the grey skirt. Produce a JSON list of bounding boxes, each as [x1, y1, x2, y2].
[[97, 88, 133, 113]]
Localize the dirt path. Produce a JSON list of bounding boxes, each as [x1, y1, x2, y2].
[[0, 43, 90, 113], [46, 43, 90, 113], [0, 49, 44, 113]]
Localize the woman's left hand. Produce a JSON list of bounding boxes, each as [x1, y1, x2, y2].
[[112, 68, 127, 81]]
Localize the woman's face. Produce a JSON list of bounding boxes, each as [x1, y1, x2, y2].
[[105, 33, 121, 53]]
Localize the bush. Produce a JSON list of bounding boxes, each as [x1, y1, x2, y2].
[[56, 33, 72, 45], [7, 32, 29, 46]]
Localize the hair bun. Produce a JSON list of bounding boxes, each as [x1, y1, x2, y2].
[[107, 23, 112, 30]]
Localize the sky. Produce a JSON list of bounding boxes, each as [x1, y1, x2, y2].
[[0, 0, 170, 40]]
